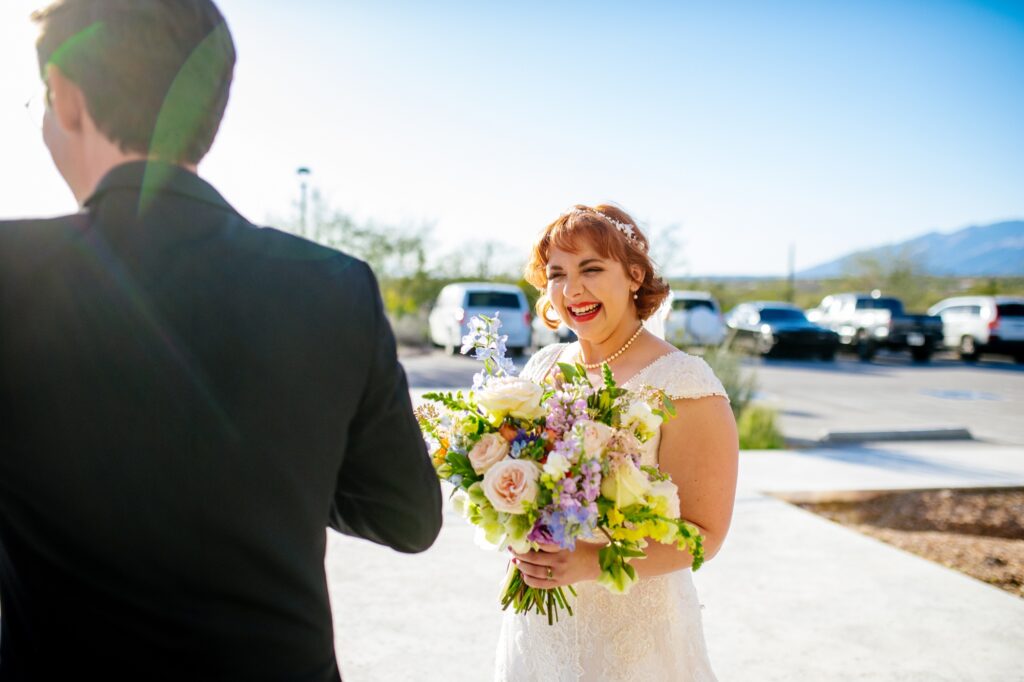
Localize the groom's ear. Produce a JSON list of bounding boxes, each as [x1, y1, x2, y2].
[[46, 64, 86, 136]]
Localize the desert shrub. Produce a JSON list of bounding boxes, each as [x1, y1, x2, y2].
[[701, 347, 757, 421], [737, 404, 786, 450]]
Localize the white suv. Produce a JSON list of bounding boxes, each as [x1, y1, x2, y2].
[[664, 291, 727, 347], [927, 296, 1024, 363], [428, 283, 532, 355]]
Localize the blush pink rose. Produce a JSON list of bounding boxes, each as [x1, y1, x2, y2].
[[481, 460, 540, 514], [579, 421, 616, 457], [468, 433, 510, 475]]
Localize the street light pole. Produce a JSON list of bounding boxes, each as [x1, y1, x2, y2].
[[297, 166, 311, 235], [787, 242, 796, 303]]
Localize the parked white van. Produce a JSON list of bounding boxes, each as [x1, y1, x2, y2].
[[428, 283, 532, 355], [927, 296, 1024, 363]]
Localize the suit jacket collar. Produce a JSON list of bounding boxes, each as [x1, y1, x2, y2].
[[83, 160, 235, 214]]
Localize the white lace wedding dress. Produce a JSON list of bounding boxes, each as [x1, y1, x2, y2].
[[494, 342, 729, 682]]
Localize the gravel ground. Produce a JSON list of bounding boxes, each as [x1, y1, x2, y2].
[[797, 488, 1024, 599]]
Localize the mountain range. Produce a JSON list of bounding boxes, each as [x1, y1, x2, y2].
[[796, 220, 1024, 279]]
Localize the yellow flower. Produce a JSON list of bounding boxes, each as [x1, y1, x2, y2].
[[600, 458, 651, 509], [649, 519, 678, 544], [610, 524, 648, 544]]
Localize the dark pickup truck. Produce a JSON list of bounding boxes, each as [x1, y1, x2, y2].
[[806, 293, 944, 361]]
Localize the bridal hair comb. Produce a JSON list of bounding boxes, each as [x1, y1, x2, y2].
[[560, 206, 648, 252]]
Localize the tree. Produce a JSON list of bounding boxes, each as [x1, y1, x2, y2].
[[273, 191, 436, 317], [840, 246, 933, 309], [646, 222, 687, 279]]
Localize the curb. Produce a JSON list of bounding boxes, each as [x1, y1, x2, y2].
[[819, 427, 974, 445]]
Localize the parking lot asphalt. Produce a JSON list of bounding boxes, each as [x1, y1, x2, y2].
[[749, 350, 1024, 447]]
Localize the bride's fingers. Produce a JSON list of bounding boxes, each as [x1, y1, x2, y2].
[[517, 561, 559, 587], [512, 556, 551, 574], [512, 552, 569, 586], [510, 548, 550, 560], [515, 560, 551, 580], [511, 547, 567, 562], [522, 574, 557, 588], [512, 552, 562, 573]]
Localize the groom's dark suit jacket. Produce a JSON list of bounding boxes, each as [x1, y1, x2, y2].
[[0, 162, 442, 680]]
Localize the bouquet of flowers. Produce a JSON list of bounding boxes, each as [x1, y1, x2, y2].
[[416, 313, 704, 624]]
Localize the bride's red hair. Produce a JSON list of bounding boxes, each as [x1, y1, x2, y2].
[[524, 204, 670, 330]]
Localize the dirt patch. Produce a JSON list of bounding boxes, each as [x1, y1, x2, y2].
[[793, 488, 1024, 599]]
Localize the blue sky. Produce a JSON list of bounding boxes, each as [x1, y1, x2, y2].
[[1, 0, 1022, 276]]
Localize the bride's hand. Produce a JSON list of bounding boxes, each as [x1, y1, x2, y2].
[[511, 542, 602, 589]]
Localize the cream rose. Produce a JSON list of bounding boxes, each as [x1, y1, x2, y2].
[[476, 377, 546, 421], [600, 458, 651, 508], [649, 479, 681, 519], [579, 421, 616, 457], [542, 452, 571, 479], [482, 459, 540, 513], [468, 433, 510, 475], [621, 400, 663, 440]]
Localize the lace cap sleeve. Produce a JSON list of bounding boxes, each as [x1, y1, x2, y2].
[[655, 353, 731, 402], [520, 343, 566, 383]]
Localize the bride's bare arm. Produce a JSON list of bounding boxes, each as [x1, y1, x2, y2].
[[634, 394, 738, 577]]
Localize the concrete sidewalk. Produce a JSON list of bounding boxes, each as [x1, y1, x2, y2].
[[326, 441, 1024, 681], [697, 442, 1024, 682]]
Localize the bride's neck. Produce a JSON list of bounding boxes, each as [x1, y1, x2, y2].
[[577, 316, 644, 365]]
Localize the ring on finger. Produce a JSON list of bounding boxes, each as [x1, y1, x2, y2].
[[546, 566, 554, 579]]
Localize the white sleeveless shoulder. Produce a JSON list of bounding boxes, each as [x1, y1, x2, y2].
[[523, 343, 729, 401], [496, 345, 722, 681], [622, 350, 730, 402]]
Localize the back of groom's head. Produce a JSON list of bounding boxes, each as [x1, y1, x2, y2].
[[33, 0, 236, 166]]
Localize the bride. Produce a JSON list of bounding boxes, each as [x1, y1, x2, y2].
[[494, 204, 738, 682]]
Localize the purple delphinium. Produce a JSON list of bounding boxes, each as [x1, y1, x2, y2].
[[543, 386, 594, 436], [529, 505, 598, 551], [527, 522, 557, 546], [551, 433, 580, 463], [509, 430, 535, 459], [543, 397, 569, 434], [581, 459, 602, 502], [531, 448, 602, 551]]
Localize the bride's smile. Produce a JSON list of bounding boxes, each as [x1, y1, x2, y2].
[[566, 301, 601, 320], [545, 246, 643, 362]]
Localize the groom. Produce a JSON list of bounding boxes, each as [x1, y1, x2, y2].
[[0, 1, 441, 679]]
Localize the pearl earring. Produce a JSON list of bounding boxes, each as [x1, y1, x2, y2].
[[632, 291, 638, 300]]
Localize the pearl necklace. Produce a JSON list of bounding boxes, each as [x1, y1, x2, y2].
[[579, 324, 645, 370]]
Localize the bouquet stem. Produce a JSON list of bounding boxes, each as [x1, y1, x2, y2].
[[500, 563, 577, 625]]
